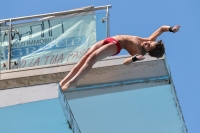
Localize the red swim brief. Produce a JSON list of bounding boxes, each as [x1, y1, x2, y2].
[[102, 37, 122, 56]]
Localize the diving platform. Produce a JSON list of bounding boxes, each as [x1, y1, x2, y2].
[[0, 55, 188, 133]]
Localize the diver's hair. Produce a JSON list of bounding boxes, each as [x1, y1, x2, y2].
[[148, 40, 165, 58]]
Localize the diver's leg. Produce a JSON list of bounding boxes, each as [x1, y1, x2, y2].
[[62, 43, 118, 91], [60, 40, 104, 87]]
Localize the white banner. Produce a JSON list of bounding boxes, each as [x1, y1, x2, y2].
[[0, 11, 96, 70]]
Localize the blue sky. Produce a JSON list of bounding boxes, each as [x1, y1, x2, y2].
[[0, 0, 199, 133]]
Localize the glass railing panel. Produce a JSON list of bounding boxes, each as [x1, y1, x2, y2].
[[9, 13, 98, 69], [95, 12, 107, 41], [67, 84, 187, 133], [0, 98, 73, 133], [0, 24, 9, 71], [0, 11, 108, 71]]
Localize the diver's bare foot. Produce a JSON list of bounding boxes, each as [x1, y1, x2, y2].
[[61, 81, 76, 92]]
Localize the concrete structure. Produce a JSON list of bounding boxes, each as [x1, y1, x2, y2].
[[0, 54, 188, 133]]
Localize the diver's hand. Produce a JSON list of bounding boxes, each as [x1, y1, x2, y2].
[[172, 25, 180, 33], [136, 55, 145, 61]]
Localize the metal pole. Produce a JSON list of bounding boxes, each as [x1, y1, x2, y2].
[[0, 5, 112, 23], [7, 19, 12, 70], [106, 6, 110, 37]]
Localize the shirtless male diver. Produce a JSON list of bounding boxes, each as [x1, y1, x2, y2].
[[60, 25, 180, 91]]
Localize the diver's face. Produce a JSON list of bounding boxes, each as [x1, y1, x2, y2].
[[143, 41, 157, 51]]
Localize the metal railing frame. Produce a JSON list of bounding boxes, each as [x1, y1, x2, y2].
[[0, 5, 112, 70]]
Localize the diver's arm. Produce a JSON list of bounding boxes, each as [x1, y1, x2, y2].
[[148, 25, 180, 41], [137, 25, 180, 42], [123, 55, 145, 65]]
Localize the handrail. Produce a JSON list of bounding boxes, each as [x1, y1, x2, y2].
[[0, 5, 112, 23]]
